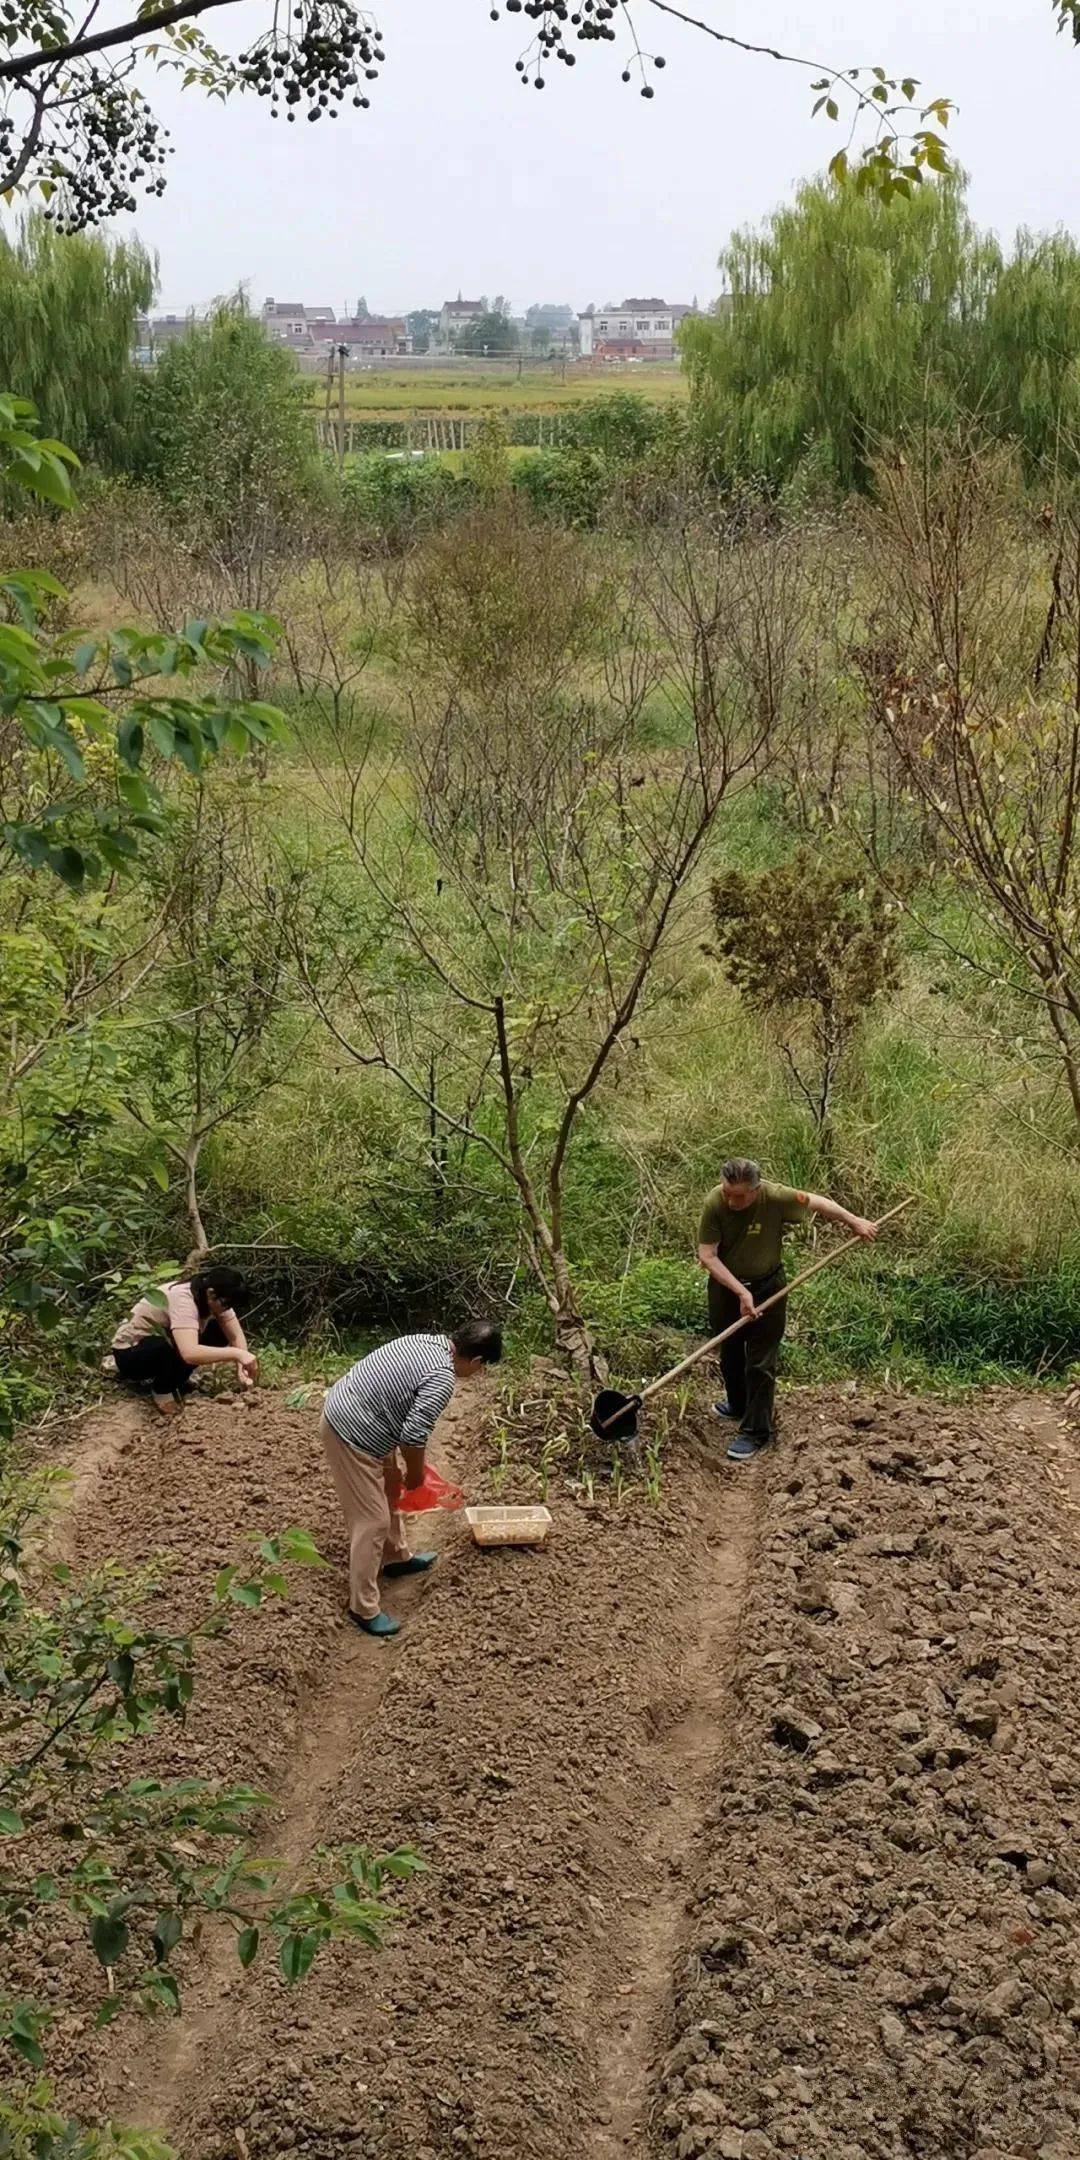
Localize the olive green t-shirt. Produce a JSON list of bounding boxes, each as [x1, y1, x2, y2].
[[697, 1180, 811, 1282]]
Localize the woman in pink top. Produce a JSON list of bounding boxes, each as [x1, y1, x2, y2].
[[111, 1265, 258, 1420]]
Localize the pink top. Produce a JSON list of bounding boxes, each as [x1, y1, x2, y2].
[[112, 1280, 211, 1351]]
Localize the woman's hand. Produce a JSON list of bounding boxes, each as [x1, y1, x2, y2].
[[401, 1443, 427, 1491], [236, 1350, 259, 1383]]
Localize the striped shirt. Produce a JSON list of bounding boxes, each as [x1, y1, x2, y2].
[[323, 1334, 455, 1461]]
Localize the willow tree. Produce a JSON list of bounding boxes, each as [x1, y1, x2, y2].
[[972, 231, 1080, 471], [0, 215, 153, 462], [683, 175, 1000, 496]]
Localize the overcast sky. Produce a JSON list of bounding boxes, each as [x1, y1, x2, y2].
[[106, 0, 1080, 314]]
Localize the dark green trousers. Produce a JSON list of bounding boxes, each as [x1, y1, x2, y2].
[[707, 1267, 786, 1443]]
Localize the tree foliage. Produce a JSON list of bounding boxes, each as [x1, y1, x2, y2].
[[0, 1455, 420, 2113], [0, 217, 153, 463], [1, 393, 289, 1399], [133, 303, 318, 554], [0, 0, 387, 222], [970, 230, 1080, 469], [709, 852, 900, 1137], [864, 435, 1080, 1134], [126, 783, 323, 1256], [1, 391, 282, 891], [464, 411, 512, 496], [405, 308, 438, 354], [685, 177, 1080, 495], [455, 309, 519, 356], [682, 176, 998, 496], [562, 391, 659, 460], [0, 2091, 168, 2160]]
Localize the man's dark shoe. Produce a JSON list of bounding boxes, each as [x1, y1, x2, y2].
[[713, 1399, 737, 1419], [726, 1432, 771, 1463], [382, 1552, 437, 1579]]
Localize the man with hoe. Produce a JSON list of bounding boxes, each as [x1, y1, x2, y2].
[[698, 1159, 876, 1463]]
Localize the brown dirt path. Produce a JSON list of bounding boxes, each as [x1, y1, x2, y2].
[[31, 1376, 760, 2158], [43, 1392, 144, 1561]]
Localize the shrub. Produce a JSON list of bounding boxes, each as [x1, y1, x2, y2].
[[709, 852, 900, 1140], [132, 302, 318, 543], [342, 453, 472, 548], [510, 446, 608, 528], [562, 391, 659, 460]]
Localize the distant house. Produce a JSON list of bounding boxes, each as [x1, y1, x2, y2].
[[320, 318, 412, 361], [262, 298, 311, 339], [260, 300, 409, 361], [261, 298, 337, 349], [439, 294, 485, 350], [577, 299, 694, 361]]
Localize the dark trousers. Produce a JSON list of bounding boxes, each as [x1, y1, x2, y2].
[[113, 1320, 226, 1399], [707, 1268, 786, 1443]]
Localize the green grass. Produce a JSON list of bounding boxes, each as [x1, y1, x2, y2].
[[306, 363, 688, 421], [200, 727, 1080, 1394], [576, 1248, 1080, 1397], [54, 527, 1080, 1403], [384, 445, 544, 476]]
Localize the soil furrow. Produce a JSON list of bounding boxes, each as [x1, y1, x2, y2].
[[591, 1482, 761, 2159]]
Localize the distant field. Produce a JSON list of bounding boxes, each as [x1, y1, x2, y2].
[[303, 363, 688, 420]]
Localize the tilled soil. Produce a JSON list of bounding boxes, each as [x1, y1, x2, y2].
[[30, 1380, 761, 2155], [654, 1392, 1080, 2160], [21, 1378, 1080, 2160]]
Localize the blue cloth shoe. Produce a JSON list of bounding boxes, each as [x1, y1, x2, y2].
[[713, 1399, 737, 1419], [382, 1552, 437, 1578], [349, 1610, 400, 1637]]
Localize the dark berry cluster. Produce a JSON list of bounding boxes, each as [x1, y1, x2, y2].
[[0, 0, 663, 237], [493, 0, 666, 94], [7, 68, 172, 232], [237, 2, 385, 124], [0, 107, 18, 189]]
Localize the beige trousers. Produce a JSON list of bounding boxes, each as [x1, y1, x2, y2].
[[320, 1413, 411, 1619]]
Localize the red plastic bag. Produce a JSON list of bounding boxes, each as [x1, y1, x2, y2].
[[396, 1464, 465, 1514]]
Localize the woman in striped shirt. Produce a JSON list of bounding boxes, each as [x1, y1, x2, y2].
[[321, 1321, 502, 1637]]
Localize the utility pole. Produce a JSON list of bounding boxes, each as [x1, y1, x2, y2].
[[323, 347, 335, 448], [337, 343, 348, 471]]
